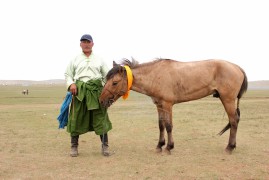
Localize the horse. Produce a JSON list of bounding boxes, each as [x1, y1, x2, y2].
[[22, 89, 29, 95], [99, 58, 248, 154]]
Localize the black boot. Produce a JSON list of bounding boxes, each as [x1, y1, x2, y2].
[[70, 135, 79, 157], [100, 134, 110, 156]]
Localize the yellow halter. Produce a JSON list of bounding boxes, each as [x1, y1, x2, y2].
[[122, 65, 133, 100]]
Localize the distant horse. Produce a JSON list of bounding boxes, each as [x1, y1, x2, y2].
[[22, 89, 29, 95], [99, 58, 248, 154]]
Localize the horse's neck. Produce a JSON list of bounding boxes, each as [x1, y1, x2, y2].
[[131, 68, 155, 96]]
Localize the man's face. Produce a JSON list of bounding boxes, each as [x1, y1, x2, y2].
[[80, 40, 94, 53]]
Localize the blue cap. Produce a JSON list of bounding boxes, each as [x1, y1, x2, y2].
[[80, 34, 93, 42]]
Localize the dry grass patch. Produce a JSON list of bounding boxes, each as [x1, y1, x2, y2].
[[0, 85, 268, 179]]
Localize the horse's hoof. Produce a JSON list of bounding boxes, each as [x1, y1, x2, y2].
[[164, 148, 171, 155], [225, 148, 232, 155], [156, 147, 162, 153], [225, 144, 236, 154]]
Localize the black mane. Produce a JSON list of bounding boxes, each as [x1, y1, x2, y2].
[[106, 58, 173, 80], [106, 58, 140, 80], [106, 66, 124, 80], [120, 58, 139, 68]]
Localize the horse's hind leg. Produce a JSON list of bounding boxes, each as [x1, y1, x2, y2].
[[221, 99, 240, 153], [156, 107, 166, 152]]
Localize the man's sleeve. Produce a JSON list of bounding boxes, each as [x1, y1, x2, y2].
[[64, 60, 75, 90]]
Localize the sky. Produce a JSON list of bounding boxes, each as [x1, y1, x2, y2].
[[0, 0, 268, 81]]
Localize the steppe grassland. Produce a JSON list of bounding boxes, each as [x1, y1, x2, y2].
[[0, 85, 268, 179]]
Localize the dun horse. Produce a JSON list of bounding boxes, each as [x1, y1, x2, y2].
[[99, 58, 248, 154]]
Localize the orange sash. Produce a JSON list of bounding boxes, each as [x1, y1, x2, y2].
[[122, 65, 133, 100]]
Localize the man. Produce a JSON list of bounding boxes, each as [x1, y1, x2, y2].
[[64, 34, 112, 157]]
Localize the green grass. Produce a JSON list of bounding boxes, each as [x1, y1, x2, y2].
[[0, 85, 268, 179]]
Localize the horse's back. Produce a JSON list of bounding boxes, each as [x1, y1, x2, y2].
[[155, 59, 246, 103], [169, 59, 244, 84]]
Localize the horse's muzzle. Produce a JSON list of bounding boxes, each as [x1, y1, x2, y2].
[[99, 99, 114, 108]]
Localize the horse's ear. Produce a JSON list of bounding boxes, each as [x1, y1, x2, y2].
[[113, 61, 118, 67]]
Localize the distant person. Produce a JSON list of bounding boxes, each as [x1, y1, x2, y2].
[[64, 34, 112, 157], [22, 89, 27, 95]]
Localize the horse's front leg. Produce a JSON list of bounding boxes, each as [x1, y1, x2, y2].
[[156, 107, 165, 153], [156, 102, 174, 154]]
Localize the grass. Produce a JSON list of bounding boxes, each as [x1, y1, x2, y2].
[[0, 85, 268, 179]]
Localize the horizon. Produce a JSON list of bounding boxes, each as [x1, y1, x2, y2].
[[1, 79, 269, 91], [1, 79, 269, 82]]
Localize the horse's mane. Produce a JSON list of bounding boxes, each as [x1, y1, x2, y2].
[[120, 58, 139, 68], [120, 57, 174, 68], [106, 58, 173, 80]]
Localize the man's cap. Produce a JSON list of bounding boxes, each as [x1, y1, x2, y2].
[[80, 34, 93, 42]]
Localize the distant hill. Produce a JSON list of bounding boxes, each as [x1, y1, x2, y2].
[[0, 79, 65, 85], [248, 80, 269, 90], [0, 79, 269, 90]]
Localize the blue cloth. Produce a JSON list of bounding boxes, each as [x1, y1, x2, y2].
[[57, 92, 72, 129]]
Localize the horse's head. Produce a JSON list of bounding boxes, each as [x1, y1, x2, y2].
[[99, 61, 128, 108]]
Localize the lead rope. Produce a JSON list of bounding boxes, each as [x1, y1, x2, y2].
[[101, 97, 111, 156], [101, 89, 115, 156], [101, 79, 106, 152], [72, 95, 75, 121]]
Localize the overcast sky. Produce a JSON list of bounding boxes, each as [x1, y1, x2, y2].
[[0, 0, 268, 81]]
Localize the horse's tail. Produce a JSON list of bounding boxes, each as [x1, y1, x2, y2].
[[218, 68, 248, 136], [237, 68, 248, 99]]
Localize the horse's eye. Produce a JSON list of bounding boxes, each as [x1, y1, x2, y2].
[[112, 82, 118, 86]]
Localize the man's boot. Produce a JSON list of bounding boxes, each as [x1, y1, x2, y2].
[[70, 135, 79, 157], [100, 134, 110, 156], [102, 142, 110, 156]]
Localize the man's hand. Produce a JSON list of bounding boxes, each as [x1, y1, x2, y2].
[[69, 83, 77, 95]]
